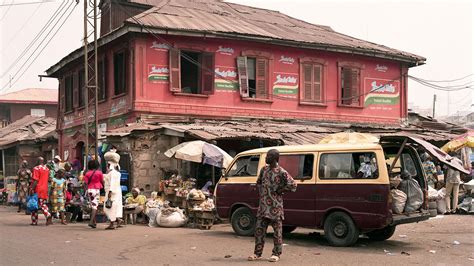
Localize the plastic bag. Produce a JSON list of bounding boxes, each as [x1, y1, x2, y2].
[[27, 193, 39, 212], [428, 186, 438, 200], [157, 208, 187, 228], [390, 176, 402, 189], [12, 192, 19, 204], [391, 189, 407, 214], [399, 177, 423, 213]]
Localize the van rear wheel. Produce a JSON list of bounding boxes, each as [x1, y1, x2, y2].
[[367, 226, 396, 241], [324, 212, 359, 247], [231, 207, 256, 236]]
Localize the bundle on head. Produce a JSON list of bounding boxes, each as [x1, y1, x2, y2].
[[104, 151, 120, 164]]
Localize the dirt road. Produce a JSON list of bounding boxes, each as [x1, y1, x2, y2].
[[0, 206, 472, 265]]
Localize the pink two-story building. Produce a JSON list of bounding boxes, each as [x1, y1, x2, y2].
[[46, 0, 425, 190]]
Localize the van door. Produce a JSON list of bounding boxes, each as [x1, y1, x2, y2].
[[215, 154, 261, 219], [315, 150, 390, 230], [277, 153, 317, 227]]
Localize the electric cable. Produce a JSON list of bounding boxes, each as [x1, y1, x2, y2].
[[1, 1, 78, 91]]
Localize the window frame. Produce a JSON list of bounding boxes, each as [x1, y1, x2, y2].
[[226, 154, 261, 178], [78, 69, 85, 108], [64, 74, 74, 113], [337, 61, 364, 108], [278, 153, 315, 180], [98, 58, 107, 102], [169, 46, 215, 96], [299, 57, 328, 106], [318, 151, 379, 180], [238, 50, 273, 102], [113, 50, 127, 96]]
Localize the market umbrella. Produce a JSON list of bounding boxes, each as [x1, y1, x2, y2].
[[441, 131, 474, 153], [164, 140, 233, 168], [319, 132, 379, 144]]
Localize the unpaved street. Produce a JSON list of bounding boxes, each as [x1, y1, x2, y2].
[[0, 206, 473, 265]]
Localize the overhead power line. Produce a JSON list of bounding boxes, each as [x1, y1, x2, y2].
[[1, 1, 78, 91], [413, 73, 474, 83], [0, 0, 67, 79], [408, 76, 473, 91], [0, 0, 58, 7]]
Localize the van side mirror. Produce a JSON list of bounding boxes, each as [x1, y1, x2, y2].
[[222, 172, 228, 181]]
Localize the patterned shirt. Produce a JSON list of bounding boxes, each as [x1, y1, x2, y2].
[[256, 165, 297, 220], [423, 161, 437, 185]]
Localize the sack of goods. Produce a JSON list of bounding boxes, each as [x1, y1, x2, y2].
[[399, 173, 423, 213], [156, 207, 187, 228], [391, 189, 407, 214], [187, 189, 206, 200], [389, 176, 402, 189]]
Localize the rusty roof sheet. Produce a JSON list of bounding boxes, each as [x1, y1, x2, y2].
[[0, 88, 58, 104], [127, 0, 425, 64], [0, 116, 57, 149], [105, 118, 461, 144]]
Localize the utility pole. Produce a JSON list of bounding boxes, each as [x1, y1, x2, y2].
[[83, 0, 99, 161], [432, 94, 437, 118]]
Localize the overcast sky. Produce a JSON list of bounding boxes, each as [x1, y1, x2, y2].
[[0, 0, 472, 116]]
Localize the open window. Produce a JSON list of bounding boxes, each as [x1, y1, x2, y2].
[[237, 55, 269, 99], [279, 154, 314, 180], [169, 49, 215, 95], [338, 62, 363, 107]]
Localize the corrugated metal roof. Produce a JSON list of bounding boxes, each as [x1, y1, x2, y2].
[[127, 0, 425, 64], [0, 88, 57, 104], [0, 116, 57, 149], [104, 119, 460, 144]]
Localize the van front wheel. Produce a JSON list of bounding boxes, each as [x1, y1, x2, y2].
[[231, 207, 256, 236], [324, 212, 359, 247], [367, 226, 396, 241]]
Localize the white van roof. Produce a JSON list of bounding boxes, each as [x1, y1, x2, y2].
[[239, 143, 383, 155]]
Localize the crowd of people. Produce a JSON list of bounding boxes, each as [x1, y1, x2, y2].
[[15, 151, 152, 229]]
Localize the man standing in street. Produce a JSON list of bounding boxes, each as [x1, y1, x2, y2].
[[248, 149, 297, 262], [30, 157, 52, 225]]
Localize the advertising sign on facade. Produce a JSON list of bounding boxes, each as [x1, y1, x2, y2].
[[272, 72, 298, 98], [364, 78, 400, 109], [148, 64, 169, 82]]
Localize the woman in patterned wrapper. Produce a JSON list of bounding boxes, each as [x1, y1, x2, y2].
[[16, 161, 31, 213]]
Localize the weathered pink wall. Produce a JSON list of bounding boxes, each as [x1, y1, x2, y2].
[[133, 36, 407, 125], [9, 103, 57, 122]]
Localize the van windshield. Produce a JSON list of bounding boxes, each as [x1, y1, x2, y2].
[[227, 155, 260, 177]]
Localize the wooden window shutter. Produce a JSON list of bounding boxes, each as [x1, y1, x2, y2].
[[201, 52, 215, 95], [169, 49, 181, 92], [60, 78, 65, 112], [342, 67, 353, 105], [314, 65, 322, 102], [351, 68, 360, 105], [236, 56, 249, 97], [302, 64, 313, 101], [256, 58, 268, 98], [73, 73, 78, 108]]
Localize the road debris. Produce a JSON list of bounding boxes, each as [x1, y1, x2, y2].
[[429, 250, 436, 254], [398, 235, 407, 238], [453, 241, 460, 245], [224, 255, 232, 258], [401, 251, 410, 256], [190, 247, 197, 250]]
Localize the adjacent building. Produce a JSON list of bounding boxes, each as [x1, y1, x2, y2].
[[0, 88, 58, 128], [46, 0, 427, 191]]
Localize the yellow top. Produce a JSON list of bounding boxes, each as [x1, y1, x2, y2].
[[238, 143, 383, 156], [126, 195, 146, 207]]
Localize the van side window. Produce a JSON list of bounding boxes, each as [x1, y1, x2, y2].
[[279, 154, 314, 179], [227, 155, 260, 177], [319, 152, 379, 179]]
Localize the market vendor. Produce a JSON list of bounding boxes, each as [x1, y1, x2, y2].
[[124, 188, 147, 224]]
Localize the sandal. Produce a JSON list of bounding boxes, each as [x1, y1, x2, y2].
[[248, 254, 262, 261], [105, 225, 115, 230], [268, 255, 280, 262], [88, 223, 97, 229]]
